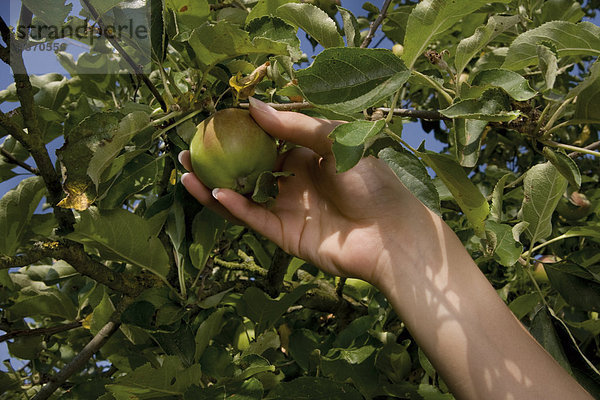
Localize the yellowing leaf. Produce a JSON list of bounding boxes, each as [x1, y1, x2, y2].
[[229, 62, 270, 100], [58, 181, 93, 211]]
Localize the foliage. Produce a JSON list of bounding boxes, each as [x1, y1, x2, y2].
[[0, 0, 599, 399]]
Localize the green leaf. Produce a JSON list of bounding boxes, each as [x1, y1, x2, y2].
[[246, 0, 294, 23], [530, 307, 573, 374], [542, 148, 581, 189], [165, 0, 210, 40], [503, 21, 600, 71], [252, 171, 294, 205], [470, 69, 537, 102], [88, 111, 151, 189], [378, 147, 441, 215], [107, 356, 202, 398], [8, 287, 77, 321], [295, 48, 410, 114], [276, 3, 344, 49], [338, 7, 361, 47], [0, 176, 46, 256], [195, 308, 226, 361], [570, 61, 600, 122], [489, 173, 512, 222], [265, 376, 363, 400], [545, 262, 600, 311], [67, 207, 170, 280], [189, 207, 226, 271], [560, 226, 600, 242], [246, 16, 302, 61], [382, 5, 413, 45], [0, 136, 28, 183], [240, 285, 316, 333], [440, 88, 520, 122], [91, 290, 116, 336], [185, 378, 264, 400], [521, 162, 568, 242], [418, 152, 489, 237], [453, 118, 487, 168], [455, 15, 522, 75], [22, 0, 72, 26], [402, 0, 512, 69], [485, 220, 523, 267], [537, 45, 558, 91], [150, 0, 167, 62], [509, 293, 540, 320], [188, 21, 289, 71], [328, 120, 386, 172], [153, 322, 196, 367]]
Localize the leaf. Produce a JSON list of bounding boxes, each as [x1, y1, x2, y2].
[[295, 48, 410, 114], [453, 118, 487, 168], [542, 148, 581, 189], [246, 0, 294, 23], [276, 3, 344, 49], [240, 285, 316, 333], [265, 376, 363, 400], [164, 0, 210, 40], [537, 45, 558, 90], [440, 88, 520, 122], [503, 21, 600, 71], [402, 0, 512, 69], [560, 226, 600, 242], [195, 308, 226, 361], [22, 0, 72, 26], [252, 171, 294, 205], [328, 120, 385, 173], [485, 220, 523, 267], [189, 207, 226, 271], [381, 5, 413, 45], [91, 290, 115, 336], [188, 21, 289, 71], [150, 0, 167, 62], [8, 287, 77, 321], [185, 378, 264, 400], [455, 15, 522, 75], [509, 293, 540, 320], [153, 322, 197, 367], [247, 16, 302, 61], [545, 262, 600, 311], [521, 162, 568, 242], [418, 152, 489, 237], [570, 61, 600, 122], [67, 207, 170, 281], [489, 173, 512, 222], [530, 307, 573, 374], [107, 356, 202, 398], [470, 69, 537, 101], [0, 176, 46, 256], [88, 111, 151, 190], [338, 7, 361, 48], [378, 147, 441, 215]]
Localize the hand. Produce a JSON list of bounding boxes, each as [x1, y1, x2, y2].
[[179, 98, 438, 287]]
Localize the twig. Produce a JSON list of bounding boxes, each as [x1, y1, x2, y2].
[[568, 140, 600, 158], [0, 16, 11, 45], [360, 0, 393, 48], [80, 0, 167, 112], [540, 139, 600, 158], [265, 247, 292, 297], [0, 322, 82, 343], [32, 320, 121, 400], [239, 102, 314, 111], [0, 147, 39, 175]]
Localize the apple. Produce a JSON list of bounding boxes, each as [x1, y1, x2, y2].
[[189, 108, 278, 194], [392, 43, 404, 57]]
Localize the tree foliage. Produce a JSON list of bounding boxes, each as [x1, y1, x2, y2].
[[0, 0, 599, 399]]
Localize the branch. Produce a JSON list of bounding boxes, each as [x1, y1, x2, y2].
[[0, 16, 10, 46], [0, 147, 40, 175], [0, 322, 82, 343], [239, 102, 448, 120], [0, 241, 149, 296], [568, 140, 600, 158], [80, 0, 168, 112], [540, 139, 600, 158], [265, 247, 292, 297], [360, 0, 393, 48], [32, 320, 121, 400]]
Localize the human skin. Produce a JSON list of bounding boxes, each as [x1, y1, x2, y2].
[[179, 97, 593, 400]]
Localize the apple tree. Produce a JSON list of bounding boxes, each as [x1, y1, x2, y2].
[[0, 0, 599, 399]]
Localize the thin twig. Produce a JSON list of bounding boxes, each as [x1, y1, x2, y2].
[[0, 322, 82, 343], [0, 147, 39, 175], [568, 140, 600, 158], [80, 0, 167, 111], [360, 0, 393, 48], [32, 320, 121, 400], [239, 102, 314, 111], [540, 139, 600, 158]]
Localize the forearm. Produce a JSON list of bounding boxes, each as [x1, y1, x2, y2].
[[376, 210, 592, 400]]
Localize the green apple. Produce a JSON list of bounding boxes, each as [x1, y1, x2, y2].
[[189, 108, 278, 194], [392, 43, 404, 57]]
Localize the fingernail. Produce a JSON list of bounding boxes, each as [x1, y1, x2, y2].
[[177, 151, 185, 165], [248, 97, 274, 114], [212, 188, 221, 200], [181, 172, 190, 184]]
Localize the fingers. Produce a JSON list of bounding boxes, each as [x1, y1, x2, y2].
[[249, 97, 343, 157]]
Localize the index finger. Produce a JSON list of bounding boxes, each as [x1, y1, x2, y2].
[[249, 97, 343, 157]]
